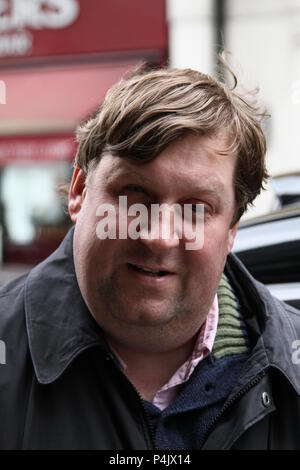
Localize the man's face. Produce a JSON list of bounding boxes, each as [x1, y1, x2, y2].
[[69, 133, 239, 353]]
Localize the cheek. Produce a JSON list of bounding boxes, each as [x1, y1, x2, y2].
[[76, 194, 98, 234], [204, 222, 231, 252], [186, 224, 231, 273]]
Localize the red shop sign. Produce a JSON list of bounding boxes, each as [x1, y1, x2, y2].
[[0, 0, 167, 64], [0, 134, 77, 163]]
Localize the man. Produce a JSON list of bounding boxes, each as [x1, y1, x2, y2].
[[0, 65, 300, 450]]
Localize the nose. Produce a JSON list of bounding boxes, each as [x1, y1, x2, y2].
[[138, 215, 181, 251], [139, 231, 180, 251]]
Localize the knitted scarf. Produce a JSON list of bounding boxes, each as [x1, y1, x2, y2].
[[213, 273, 250, 359]]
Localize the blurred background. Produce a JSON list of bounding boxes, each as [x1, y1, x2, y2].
[[0, 0, 299, 284]]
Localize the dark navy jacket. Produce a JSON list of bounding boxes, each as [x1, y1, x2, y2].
[[0, 228, 300, 449]]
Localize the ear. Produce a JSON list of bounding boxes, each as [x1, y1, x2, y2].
[[68, 165, 87, 223], [227, 220, 240, 254]]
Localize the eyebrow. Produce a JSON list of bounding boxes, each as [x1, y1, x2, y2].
[[193, 181, 227, 199], [107, 168, 154, 190], [107, 166, 229, 206]]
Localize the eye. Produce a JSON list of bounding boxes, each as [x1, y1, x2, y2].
[[119, 184, 146, 196], [120, 185, 151, 206], [191, 203, 201, 213], [127, 185, 146, 194], [183, 201, 214, 221], [183, 201, 207, 212]]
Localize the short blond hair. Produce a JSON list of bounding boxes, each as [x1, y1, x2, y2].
[[74, 61, 268, 224]]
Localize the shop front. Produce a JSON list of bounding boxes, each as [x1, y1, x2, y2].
[[0, 0, 168, 273]]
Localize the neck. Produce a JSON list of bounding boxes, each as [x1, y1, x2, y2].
[[107, 336, 197, 401]]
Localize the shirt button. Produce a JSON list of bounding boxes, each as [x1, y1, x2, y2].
[[204, 383, 214, 393], [261, 392, 271, 407]]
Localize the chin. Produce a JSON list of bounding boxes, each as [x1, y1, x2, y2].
[[113, 304, 176, 328]]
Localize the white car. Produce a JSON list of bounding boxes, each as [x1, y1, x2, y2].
[[233, 205, 300, 309]]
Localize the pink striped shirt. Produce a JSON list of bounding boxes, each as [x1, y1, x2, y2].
[[109, 294, 219, 411]]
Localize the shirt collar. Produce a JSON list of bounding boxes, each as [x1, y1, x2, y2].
[[24, 226, 107, 384], [108, 295, 219, 410]]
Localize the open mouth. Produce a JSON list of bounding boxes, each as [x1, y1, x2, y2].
[[128, 263, 171, 277]]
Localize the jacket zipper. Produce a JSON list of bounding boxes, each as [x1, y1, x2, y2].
[[135, 388, 157, 448], [199, 369, 267, 449], [106, 352, 156, 449]]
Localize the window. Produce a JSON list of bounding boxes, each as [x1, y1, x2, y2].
[[0, 162, 72, 264]]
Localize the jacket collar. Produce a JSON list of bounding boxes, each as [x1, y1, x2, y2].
[[226, 253, 300, 396], [25, 228, 300, 393], [24, 226, 108, 384]]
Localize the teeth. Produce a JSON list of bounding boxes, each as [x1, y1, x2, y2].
[[136, 265, 160, 274], [132, 264, 163, 275]]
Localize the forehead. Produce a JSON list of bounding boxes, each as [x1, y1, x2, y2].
[[96, 132, 236, 192]]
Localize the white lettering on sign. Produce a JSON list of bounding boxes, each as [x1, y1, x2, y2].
[[0, 0, 80, 32], [0, 31, 32, 55], [0, 79, 6, 103]]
